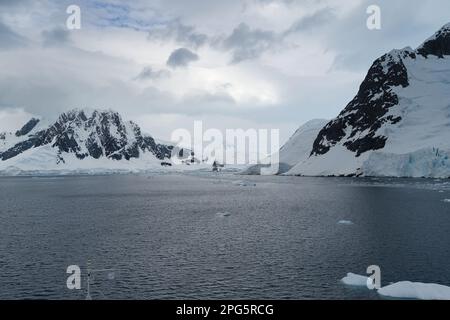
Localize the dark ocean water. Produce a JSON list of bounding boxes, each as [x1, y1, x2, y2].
[[0, 174, 449, 300]]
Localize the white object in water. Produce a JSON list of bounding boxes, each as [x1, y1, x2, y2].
[[378, 281, 450, 300], [338, 220, 354, 225], [233, 180, 256, 187], [216, 212, 231, 217], [341, 273, 370, 287]]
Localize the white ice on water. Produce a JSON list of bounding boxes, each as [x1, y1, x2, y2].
[[341, 273, 450, 300], [232, 180, 256, 187], [378, 281, 450, 300], [216, 212, 231, 217], [341, 273, 370, 287]]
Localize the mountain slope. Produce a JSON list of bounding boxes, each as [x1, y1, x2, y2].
[[287, 23, 450, 178], [241, 119, 327, 175], [0, 109, 189, 174]]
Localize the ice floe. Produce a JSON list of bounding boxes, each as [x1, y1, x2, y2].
[[216, 212, 231, 218], [341, 272, 450, 300], [338, 220, 354, 225], [232, 180, 256, 187], [378, 281, 450, 300], [341, 273, 370, 287]]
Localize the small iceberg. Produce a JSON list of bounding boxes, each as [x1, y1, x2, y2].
[[341, 273, 370, 287], [338, 220, 354, 225], [216, 212, 231, 218], [232, 180, 256, 187], [378, 281, 450, 300], [443, 199, 450, 203]]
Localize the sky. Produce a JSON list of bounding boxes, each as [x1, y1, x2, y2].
[[0, 0, 449, 144]]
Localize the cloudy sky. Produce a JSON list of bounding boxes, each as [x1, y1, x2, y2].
[[0, 0, 449, 143]]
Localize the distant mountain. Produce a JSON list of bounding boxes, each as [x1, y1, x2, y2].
[[0, 109, 191, 175], [241, 119, 327, 175], [287, 23, 450, 178]]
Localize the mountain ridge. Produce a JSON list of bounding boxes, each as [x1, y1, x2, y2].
[[285, 23, 450, 178], [0, 108, 193, 174]]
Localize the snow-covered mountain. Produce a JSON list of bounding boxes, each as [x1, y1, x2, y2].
[[241, 119, 327, 175], [0, 109, 191, 175], [287, 23, 450, 178]]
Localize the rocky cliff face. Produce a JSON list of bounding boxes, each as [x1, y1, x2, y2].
[[311, 49, 412, 158]]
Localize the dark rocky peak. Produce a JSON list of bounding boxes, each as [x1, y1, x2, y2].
[[356, 48, 411, 100], [417, 23, 450, 58], [55, 108, 120, 128], [0, 108, 181, 163], [56, 109, 88, 125], [309, 24, 450, 159], [310, 48, 410, 157], [15, 118, 40, 137]]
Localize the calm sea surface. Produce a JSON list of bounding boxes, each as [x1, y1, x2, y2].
[[0, 173, 449, 299]]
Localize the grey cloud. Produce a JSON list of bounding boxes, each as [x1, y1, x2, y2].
[[0, 21, 26, 49], [166, 48, 199, 68], [148, 20, 208, 49], [215, 8, 335, 64], [284, 7, 335, 35], [0, 0, 32, 8], [220, 23, 277, 63], [41, 27, 71, 47], [145, 6, 336, 65], [147, 19, 278, 64], [134, 66, 171, 80]]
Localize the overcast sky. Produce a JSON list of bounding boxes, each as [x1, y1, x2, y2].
[[0, 0, 449, 143]]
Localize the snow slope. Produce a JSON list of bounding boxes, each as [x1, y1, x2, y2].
[[288, 23, 450, 178], [241, 119, 327, 175]]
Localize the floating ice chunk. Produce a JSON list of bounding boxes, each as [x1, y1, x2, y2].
[[232, 180, 256, 187], [443, 199, 450, 203], [378, 281, 450, 300], [341, 273, 370, 287], [216, 212, 231, 218], [338, 220, 354, 225]]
